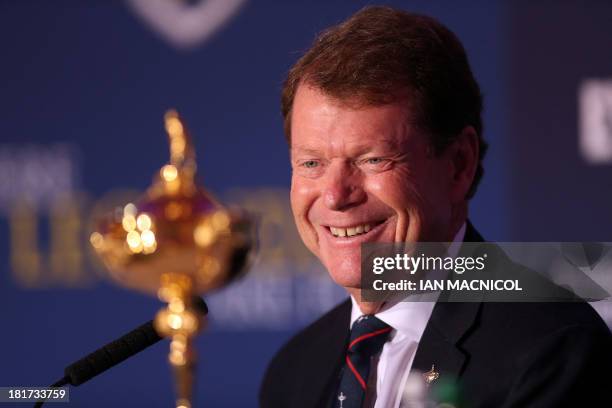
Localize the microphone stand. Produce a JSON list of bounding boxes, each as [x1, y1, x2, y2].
[[33, 297, 207, 407]]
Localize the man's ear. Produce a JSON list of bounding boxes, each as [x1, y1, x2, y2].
[[447, 126, 479, 202]]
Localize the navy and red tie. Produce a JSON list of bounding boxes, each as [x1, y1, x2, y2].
[[333, 315, 392, 408]]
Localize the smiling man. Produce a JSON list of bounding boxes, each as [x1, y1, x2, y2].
[[288, 84, 475, 315], [259, 6, 611, 408]]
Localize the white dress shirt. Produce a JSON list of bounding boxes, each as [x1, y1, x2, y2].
[[349, 222, 466, 408]]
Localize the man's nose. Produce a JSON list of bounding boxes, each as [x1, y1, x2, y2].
[[322, 162, 366, 211]]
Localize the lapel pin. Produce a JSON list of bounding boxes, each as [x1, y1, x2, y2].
[[423, 364, 440, 386], [337, 392, 346, 408]]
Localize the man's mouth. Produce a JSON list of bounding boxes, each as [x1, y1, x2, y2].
[[325, 220, 386, 238]]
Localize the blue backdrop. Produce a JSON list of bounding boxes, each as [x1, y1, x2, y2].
[[0, 0, 609, 406]]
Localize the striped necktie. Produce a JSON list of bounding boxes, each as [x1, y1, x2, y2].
[[333, 315, 392, 408]]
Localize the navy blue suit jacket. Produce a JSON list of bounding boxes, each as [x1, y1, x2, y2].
[[260, 223, 612, 407]]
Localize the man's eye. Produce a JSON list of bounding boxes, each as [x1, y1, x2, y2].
[[366, 157, 384, 165], [303, 160, 319, 168]]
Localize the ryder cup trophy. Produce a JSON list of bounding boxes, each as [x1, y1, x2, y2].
[[89, 110, 256, 408]]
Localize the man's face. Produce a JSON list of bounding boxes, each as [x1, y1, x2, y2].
[[289, 85, 458, 290]]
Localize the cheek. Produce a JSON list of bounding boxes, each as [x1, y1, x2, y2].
[[401, 169, 453, 240], [365, 170, 434, 241], [366, 170, 423, 213], [290, 176, 319, 246], [290, 176, 315, 218]]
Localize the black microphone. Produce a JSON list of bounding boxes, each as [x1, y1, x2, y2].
[[34, 297, 208, 407]]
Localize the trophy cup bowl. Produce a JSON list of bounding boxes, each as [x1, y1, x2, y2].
[[89, 110, 256, 408]]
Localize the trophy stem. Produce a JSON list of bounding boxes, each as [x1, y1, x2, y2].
[[154, 273, 204, 408], [170, 333, 196, 408]]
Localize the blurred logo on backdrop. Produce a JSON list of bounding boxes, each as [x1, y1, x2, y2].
[[0, 144, 344, 330], [125, 0, 249, 50], [579, 78, 612, 164]]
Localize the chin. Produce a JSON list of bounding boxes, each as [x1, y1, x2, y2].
[[325, 263, 362, 290], [330, 275, 361, 290], [317, 236, 377, 290]]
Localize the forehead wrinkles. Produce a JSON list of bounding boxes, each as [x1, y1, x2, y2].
[[298, 122, 413, 159], [291, 85, 420, 158]]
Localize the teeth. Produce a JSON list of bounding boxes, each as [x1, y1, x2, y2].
[[330, 224, 373, 237], [330, 227, 346, 237]]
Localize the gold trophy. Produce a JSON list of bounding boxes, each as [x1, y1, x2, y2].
[[89, 110, 256, 408]]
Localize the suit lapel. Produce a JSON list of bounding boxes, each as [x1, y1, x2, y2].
[[411, 301, 481, 379], [297, 299, 351, 408], [412, 220, 484, 379]]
